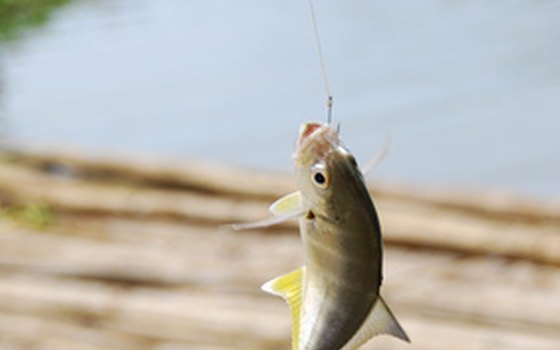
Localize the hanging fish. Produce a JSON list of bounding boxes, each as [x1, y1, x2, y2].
[[233, 122, 409, 350]]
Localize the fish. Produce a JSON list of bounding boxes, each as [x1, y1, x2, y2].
[[233, 122, 409, 350]]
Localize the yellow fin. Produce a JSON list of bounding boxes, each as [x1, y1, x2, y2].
[[269, 191, 302, 216], [341, 295, 410, 350], [261, 267, 304, 350]]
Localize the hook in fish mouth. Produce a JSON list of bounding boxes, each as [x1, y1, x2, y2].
[[294, 122, 340, 161], [297, 122, 324, 147]]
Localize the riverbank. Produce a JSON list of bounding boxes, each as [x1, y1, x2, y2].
[[0, 0, 73, 41]]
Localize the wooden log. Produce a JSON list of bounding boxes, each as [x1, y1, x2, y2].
[[379, 197, 560, 265], [0, 241, 559, 349], [0, 273, 289, 349], [2, 146, 293, 199], [4, 147, 560, 224], [0, 162, 270, 225], [0, 311, 149, 350], [1, 160, 559, 267], [1, 219, 560, 337]]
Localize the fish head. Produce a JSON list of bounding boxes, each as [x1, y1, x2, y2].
[[293, 122, 365, 217]]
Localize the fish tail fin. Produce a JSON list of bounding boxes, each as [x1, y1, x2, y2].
[[261, 267, 305, 350], [341, 295, 409, 350]]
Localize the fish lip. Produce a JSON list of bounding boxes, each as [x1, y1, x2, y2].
[[297, 122, 323, 147], [293, 122, 340, 161]]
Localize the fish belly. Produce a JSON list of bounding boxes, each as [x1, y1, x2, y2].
[[300, 226, 379, 350], [301, 278, 376, 350]]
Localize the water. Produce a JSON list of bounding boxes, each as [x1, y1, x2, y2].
[[2, 0, 559, 199]]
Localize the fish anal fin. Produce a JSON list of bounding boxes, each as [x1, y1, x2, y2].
[[341, 295, 410, 350], [269, 191, 302, 216], [261, 267, 304, 350]]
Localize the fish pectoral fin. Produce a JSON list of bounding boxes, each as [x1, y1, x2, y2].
[[269, 191, 303, 215], [342, 295, 410, 350], [231, 212, 301, 231], [231, 191, 303, 231], [261, 267, 304, 350]]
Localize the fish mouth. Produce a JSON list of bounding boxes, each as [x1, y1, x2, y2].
[[297, 123, 323, 147], [294, 122, 340, 163]]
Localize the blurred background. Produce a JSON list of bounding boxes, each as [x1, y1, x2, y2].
[[1, 0, 559, 199], [1, 1, 560, 350]]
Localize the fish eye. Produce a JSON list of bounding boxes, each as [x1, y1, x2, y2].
[[314, 172, 326, 184], [311, 163, 329, 189]]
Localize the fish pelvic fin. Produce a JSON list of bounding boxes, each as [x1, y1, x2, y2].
[[261, 267, 304, 350], [231, 191, 303, 231], [341, 295, 410, 350]]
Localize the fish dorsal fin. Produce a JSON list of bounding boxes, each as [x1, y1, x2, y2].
[[269, 191, 303, 215], [360, 133, 391, 177], [341, 295, 410, 350], [231, 192, 303, 231], [261, 267, 305, 350]]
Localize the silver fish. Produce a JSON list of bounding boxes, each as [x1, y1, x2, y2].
[[234, 122, 409, 350]]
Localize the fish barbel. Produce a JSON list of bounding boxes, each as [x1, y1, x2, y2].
[[234, 122, 409, 350]]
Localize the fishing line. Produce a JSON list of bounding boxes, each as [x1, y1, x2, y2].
[[308, 0, 333, 124]]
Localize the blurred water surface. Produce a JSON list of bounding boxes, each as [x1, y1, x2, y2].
[[1, 0, 559, 198]]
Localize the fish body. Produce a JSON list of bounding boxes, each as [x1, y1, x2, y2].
[[294, 123, 383, 350], [235, 122, 409, 350]]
